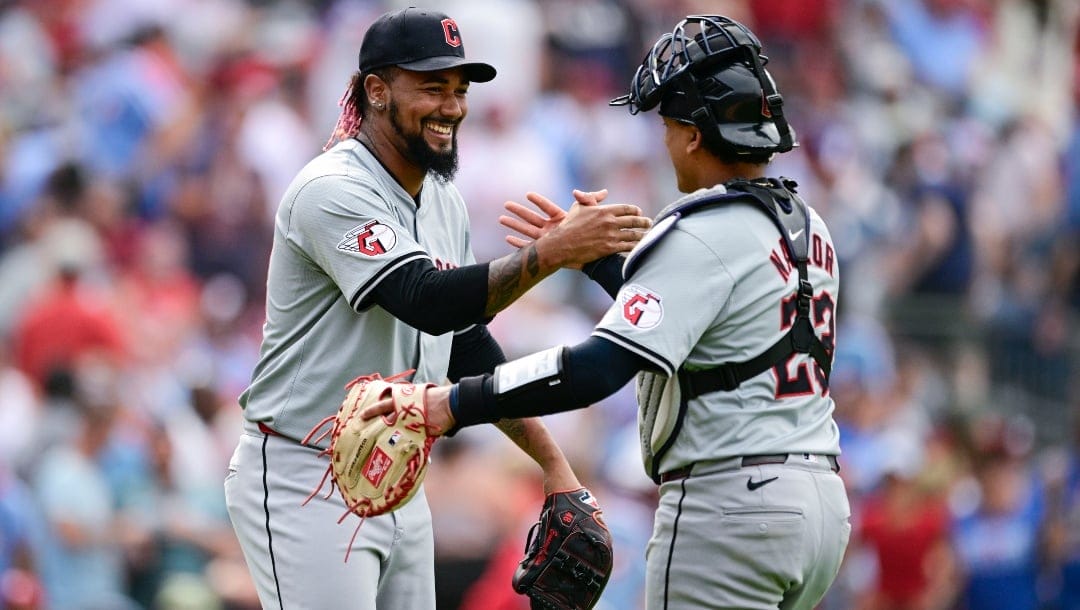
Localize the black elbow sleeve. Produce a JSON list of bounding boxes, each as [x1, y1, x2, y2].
[[447, 325, 506, 381], [367, 260, 490, 334], [581, 254, 625, 299], [449, 337, 644, 428]]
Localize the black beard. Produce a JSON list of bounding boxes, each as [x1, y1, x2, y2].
[[389, 102, 459, 182]]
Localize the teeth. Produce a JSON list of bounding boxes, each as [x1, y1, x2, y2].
[[427, 123, 452, 135]]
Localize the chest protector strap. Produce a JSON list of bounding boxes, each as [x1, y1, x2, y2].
[[673, 178, 832, 400]]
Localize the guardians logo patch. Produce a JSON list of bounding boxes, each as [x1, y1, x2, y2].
[[339, 220, 397, 256], [620, 284, 663, 329]]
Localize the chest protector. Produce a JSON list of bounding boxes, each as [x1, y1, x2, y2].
[[629, 178, 833, 483]]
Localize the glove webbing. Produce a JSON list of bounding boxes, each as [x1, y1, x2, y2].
[[530, 549, 607, 609]]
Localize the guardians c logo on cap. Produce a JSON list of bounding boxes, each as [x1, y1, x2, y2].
[[441, 18, 461, 47], [359, 8, 496, 82]]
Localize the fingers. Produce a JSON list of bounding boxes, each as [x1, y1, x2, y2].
[[588, 205, 651, 246], [579, 202, 644, 217], [572, 188, 608, 206], [503, 200, 551, 228], [524, 192, 566, 218], [359, 397, 396, 421], [614, 214, 653, 231], [573, 203, 649, 225], [501, 197, 561, 246], [513, 191, 650, 267], [499, 214, 544, 240]]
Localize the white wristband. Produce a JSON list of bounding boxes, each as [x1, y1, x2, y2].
[[494, 346, 565, 398]]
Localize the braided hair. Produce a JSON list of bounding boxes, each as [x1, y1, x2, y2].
[[323, 68, 395, 151]]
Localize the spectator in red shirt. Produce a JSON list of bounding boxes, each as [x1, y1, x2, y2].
[[12, 265, 126, 389], [854, 438, 959, 610]]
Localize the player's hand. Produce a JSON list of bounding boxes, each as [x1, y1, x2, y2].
[[571, 188, 606, 206], [500, 189, 608, 248], [536, 201, 651, 270], [359, 385, 455, 436]]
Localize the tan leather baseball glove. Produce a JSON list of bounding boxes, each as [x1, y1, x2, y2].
[[302, 372, 437, 560]]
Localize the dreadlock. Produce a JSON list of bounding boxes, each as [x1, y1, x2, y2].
[[323, 68, 396, 151]]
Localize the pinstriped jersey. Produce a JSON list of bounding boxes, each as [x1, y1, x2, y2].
[[239, 138, 477, 444], [592, 185, 842, 475]]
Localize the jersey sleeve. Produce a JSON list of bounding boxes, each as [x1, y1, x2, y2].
[[592, 227, 732, 377], [285, 174, 428, 310]]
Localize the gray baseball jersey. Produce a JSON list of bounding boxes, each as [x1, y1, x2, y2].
[[240, 138, 476, 444], [592, 184, 842, 476], [226, 138, 475, 610], [593, 184, 849, 609]]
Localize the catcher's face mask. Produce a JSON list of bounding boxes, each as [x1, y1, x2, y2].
[[611, 14, 796, 155]]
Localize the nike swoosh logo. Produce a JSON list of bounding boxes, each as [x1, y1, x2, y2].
[[788, 228, 804, 241], [746, 476, 779, 491]]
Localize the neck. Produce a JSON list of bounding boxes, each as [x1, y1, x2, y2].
[[357, 129, 426, 198], [709, 159, 767, 187], [685, 159, 767, 192]]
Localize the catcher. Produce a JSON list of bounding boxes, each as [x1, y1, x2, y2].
[[362, 13, 850, 610]]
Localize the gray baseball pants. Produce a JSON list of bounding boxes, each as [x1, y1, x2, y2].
[[647, 454, 851, 609], [224, 422, 436, 610]]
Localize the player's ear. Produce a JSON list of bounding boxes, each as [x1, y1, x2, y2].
[[686, 125, 704, 155], [364, 73, 389, 108]]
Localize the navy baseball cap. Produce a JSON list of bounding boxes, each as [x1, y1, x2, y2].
[[359, 7, 496, 83]]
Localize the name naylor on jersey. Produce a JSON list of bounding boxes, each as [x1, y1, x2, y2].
[[769, 233, 835, 282], [620, 284, 663, 329], [338, 220, 398, 256]]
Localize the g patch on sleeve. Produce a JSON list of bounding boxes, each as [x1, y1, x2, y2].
[[619, 284, 663, 329], [338, 220, 398, 256]]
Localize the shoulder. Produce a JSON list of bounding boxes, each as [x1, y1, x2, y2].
[[806, 204, 832, 230], [623, 186, 757, 277], [292, 145, 381, 192], [284, 150, 391, 215], [803, 204, 836, 246], [653, 185, 733, 221]]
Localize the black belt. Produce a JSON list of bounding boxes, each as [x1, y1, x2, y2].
[[659, 453, 840, 483]]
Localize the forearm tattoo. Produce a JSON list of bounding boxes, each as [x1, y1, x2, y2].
[[486, 245, 543, 316], [496, 418, 532, 454], [526, 245, 540, 276]]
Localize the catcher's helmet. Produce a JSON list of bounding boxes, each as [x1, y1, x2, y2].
[[611, 15, 796, 156]]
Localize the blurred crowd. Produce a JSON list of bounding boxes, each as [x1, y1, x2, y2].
[[0, 0, 1078, 608]]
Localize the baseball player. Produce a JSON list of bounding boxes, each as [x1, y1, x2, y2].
[[222, 7, 650, 610], [369, 14, 852, 610]]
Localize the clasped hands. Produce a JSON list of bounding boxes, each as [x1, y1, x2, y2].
[[500, 189, 652, 269], [358, 188, 651, 430]]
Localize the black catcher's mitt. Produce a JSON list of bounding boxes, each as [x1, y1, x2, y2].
[[512, 488, 614, 609]]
